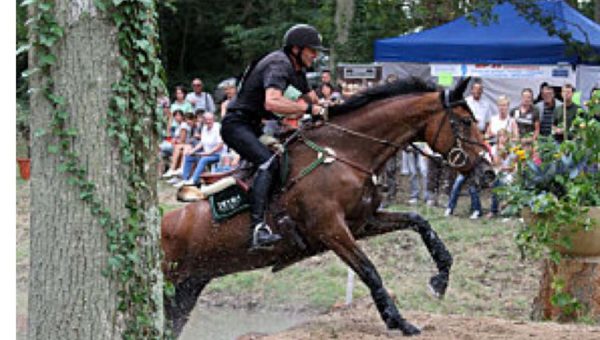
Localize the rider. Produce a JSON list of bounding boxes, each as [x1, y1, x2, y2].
[[221, 24, 326, 250]]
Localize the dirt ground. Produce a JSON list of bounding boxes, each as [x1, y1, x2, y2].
[[17, 177, 600, 339], [253, 299, 600, 340]]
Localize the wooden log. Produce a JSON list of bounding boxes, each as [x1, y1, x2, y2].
[[532, 257, 600, 322]]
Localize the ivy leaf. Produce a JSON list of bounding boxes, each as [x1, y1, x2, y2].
[[20, 0, 37, 7], [33, 128, 46, 138], [94, 0, 107, 12], [21, 67, 39, 79], [47, 144, 59, 154], [114, 96, 127, 112], [16, 44, 30, 56], [40, 53, 57, 66]]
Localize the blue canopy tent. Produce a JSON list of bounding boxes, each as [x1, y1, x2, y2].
[[374, 0, 600, 65]]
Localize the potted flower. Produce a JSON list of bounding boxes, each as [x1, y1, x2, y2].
[[497, 89, 600, 322], [16, 102, 31, 180]]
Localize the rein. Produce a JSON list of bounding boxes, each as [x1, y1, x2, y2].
[[282, 89, 490, 188]]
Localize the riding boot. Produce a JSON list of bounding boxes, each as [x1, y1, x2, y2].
[[250, 168, 282, 250]]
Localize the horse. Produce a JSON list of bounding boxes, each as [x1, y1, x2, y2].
[[161, 77, 495, 337]]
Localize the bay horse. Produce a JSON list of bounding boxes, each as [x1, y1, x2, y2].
[[161, 77, 495, 336]]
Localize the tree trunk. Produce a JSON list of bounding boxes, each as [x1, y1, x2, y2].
[[28, 1, 163, 339], [532, 258, 600, 323], [331, 0, 354, 72]]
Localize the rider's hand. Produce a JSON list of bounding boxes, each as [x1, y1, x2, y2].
[[311, 104, 325, 122]]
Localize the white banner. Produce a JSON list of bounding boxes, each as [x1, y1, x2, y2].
[[431, 63, 574, 79]]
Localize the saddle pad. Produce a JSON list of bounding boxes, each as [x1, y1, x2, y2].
[[209, 184, 251, 222]]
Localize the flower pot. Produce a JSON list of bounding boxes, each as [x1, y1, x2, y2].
[[522, 207, 600, 257], [17, 158, 30, 180]]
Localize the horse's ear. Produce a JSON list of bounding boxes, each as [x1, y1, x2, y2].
[[449, 77, 471, 102]]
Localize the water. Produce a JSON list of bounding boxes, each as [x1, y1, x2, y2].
[[180, 305, 309, 340]]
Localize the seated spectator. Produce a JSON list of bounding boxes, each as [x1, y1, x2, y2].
[[553, 83, 581, 142], [510, 88, 540, 144], [317, 83, 341, 107], [160, 109, 184, 159], [488, 129, 516, 218], [214, 150, 240, 173], [174, 112, 223, 187], [487, 95, 519, 143], [162, 111, 194, 179]]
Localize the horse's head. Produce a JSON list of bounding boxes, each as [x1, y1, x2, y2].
[[424, 77, 495, 188]]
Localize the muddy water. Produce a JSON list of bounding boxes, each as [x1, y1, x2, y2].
[[180, 306, 310, 340]]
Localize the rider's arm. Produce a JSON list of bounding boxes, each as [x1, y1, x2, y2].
[[265, 88, 322, 115]]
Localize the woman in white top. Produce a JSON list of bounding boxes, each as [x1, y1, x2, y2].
[[486, 95, 519, 144]]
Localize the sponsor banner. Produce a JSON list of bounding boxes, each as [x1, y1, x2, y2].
[[431, 64, 573, 79]]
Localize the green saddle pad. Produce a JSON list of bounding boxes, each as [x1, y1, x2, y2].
[[209, 184, 251, 222]]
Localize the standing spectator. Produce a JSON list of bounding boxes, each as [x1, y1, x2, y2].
[[406, 143, 430, 205], [186, 78, 216, 113], [487, 95, 519, 143], [465, 79, 493, 135], [175, 112, 223, 187], [445, 79, 491, 219], [157, 88, 171, 136], [535, 83, 559, 137], [220, 79, 238, 119], [510, 88, 540, 143], [553, 83, 581, 142], [487, 129, 517, 218], [425, 153, 444, 207]]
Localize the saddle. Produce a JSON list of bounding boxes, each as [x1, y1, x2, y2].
[[177, 132, 292, 222]]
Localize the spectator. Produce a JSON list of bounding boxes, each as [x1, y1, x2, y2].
[[175, 112, 223, 187], [186, 78, 216, 113], [317, 83, 341, 107], [160, 109, 184, 159], [465, 79, 493, 134], [488, 129, 516, 218], [220, 80, 237, 119], [156, 88, 171, 137], [553, 83, 581, 142], [405, 143, 430, 205], [162, 111, 194, 179], [535, 83, 559, 137], [486, 95, 519, 143], [510, 88, 540, 144], [425, 153, 444, 207], [214, 150, 240, 173], [170, 85, 194, 114]]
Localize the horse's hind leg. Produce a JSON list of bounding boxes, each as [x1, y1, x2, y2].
[[320, 214, 420, 336], [165, 275, 211, 338], [367, 211, 452, 298]]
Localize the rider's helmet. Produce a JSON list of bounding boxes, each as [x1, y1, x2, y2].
[[283, 24, 325, 51]]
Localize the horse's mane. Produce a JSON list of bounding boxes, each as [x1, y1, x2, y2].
[[329, 77, 438, 117]]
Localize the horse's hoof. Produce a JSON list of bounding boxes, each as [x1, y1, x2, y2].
[[401, 322, 421, 336], [428, 272, 448, 299]]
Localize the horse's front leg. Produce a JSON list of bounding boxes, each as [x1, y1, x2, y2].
[[367, 211, 452, 298], [318, 212, 421, 336]]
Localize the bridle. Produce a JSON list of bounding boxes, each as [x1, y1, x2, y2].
[[424, 89, 490, 168], [319, 89, 489, 172]]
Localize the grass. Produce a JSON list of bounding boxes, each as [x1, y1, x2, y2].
[[200, 199, 540, 321]]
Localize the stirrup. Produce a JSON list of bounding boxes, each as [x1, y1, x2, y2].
[[250, 222, 282, 251]]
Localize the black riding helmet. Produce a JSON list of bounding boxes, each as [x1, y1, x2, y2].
[[283, 24, 325, 51]]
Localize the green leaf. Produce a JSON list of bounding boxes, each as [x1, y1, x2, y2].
[[20, 0, 37, 7], [94, 0, 107, 12], [16, 44, 30, 56], [33, 128, 46, 138], [65, 127, 78, 137], [47, 144, 59, 154]]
